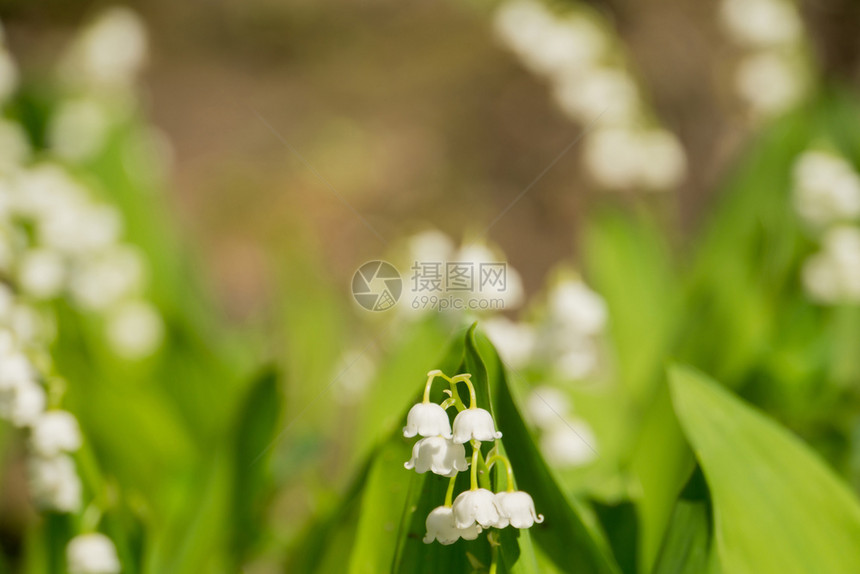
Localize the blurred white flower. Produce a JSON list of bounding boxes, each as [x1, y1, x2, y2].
[[554, 68, 640, 125], [547, 278, 607, 336], [39, 203, 124, 256], [105, 300, 164, 359], [483, 316, 536, 369], [452, 488, 501, 528], [553, 341, 600, 379], [454, 242, 525, 310], [406, 229, 456, 265], [583, 127, 641, 190], [60, 7, 148, 94], [802, 226, 860, 303], [2, 379, 46, 427], [735, 52, 806, 118], [403, 402, 453, 439], [495, 1, 607, 78], [720, 0, 802, 49], [494, 490, 544, 529], [452, 407, 503, 443], [332, 349, 376, 402], [583, 127, 685, 191], [540, 418, 598, 467], [0, 119, 30, 172], [29, 454, 82, 512], [524, 385, 571, 430], [423, 506, 482, 545], [49, 98, 111, 162], [30, 410, 82, 457], [69, 246, 144, 311], [637, 130, 687, 190], [17, 249, 67, 300], [404, 436, 469, 477], [67, 533, 121, 574], [792, 151, 860, 226], [8, 303, 54, 344]]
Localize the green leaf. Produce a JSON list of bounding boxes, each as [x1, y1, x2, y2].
[[652, 467, 718, 574], [668, 365, 860, 574], [231, 368, 282, 564], [477, 331, 621, 574]]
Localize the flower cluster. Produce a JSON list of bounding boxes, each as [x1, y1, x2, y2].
[[792, 150, 860, 304], [0, 8, 162, 572], [719, 0, 810, 119], [397, 229, 525, 318], [403, 370, 543, 545], [493, 0, 686, 192], [483, 274, 604, 467]]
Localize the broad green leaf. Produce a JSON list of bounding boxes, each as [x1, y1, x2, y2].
[[652, 467, 718, 574], [231, 368, 282, 565], [478, 331, 621, 574], [669, 365, 860, 574]]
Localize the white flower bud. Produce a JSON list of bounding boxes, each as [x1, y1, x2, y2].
[[67, 533, 121, 574], [494, 490, 544, 529], [548, 279, 607, 336], [540, 419, 598, 468], [105, 300, 164, 359], [30, 410, 83, 457], [735, 52, 806, 118], [452, 488, 502, 529], [403, 402, 452, 439], [452, 408, 502, 443], [792, 151, 860, 227], [28, 454, 82, 512], [18, 249, 67, 300], [423, 506, 482, 545], [720, 0, 802, 49], [3, 380, 46, 427], [483, 317, 536, 369], [404, 436, 469, 477], [525, 386, 571, 430]]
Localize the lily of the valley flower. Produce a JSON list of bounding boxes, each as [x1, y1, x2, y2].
[[423, 506, 482, 545], [66, 532, 121, 574], [30, 410, 82, 457], [452, 488, 501, 529], [452, 408, 502, 443], [494, 491, 545, 529], [403, 402, 452, 439], [404, 436, 468, 477]]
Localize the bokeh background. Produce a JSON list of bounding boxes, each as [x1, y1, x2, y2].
[[2, 1, 860, 572]]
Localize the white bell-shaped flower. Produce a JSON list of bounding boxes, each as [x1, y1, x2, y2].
[[30, 410, 83, 457], [452, 488, 501, 529], [4, 380, 46, 427], [452, 408, 502, 443], [28, 454, 82, 513], [494, 491, 544, 529], [67, 532, 121, 574], [404, 436, 469, 477], [423, 506, 482, 545], [403, 402, 452, 438]]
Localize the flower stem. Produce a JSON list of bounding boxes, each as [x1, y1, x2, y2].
[[444, 474, 457, 507], [486, 454, 516, 492], [422, 370, 443, 403], [470, 440, 481, 491], [451, 374, 477, 409]]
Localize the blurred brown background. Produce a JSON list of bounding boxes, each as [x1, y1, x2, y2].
[[2, 0, 859, 314]]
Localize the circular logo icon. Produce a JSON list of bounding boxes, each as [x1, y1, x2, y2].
[[352, 261, 402, 311]]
